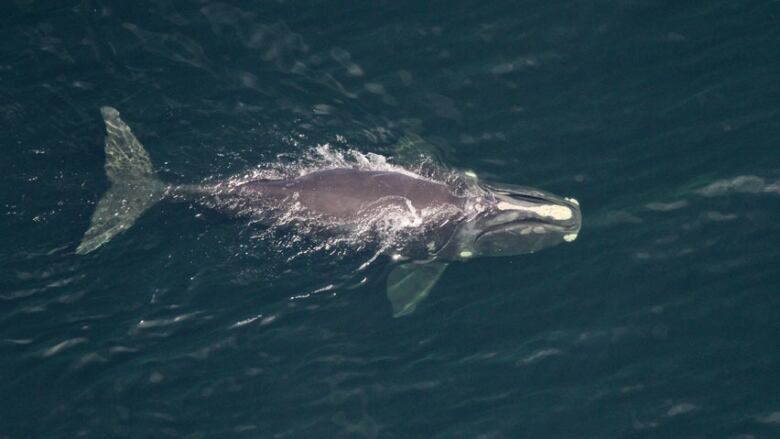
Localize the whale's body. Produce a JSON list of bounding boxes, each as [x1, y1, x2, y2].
[[78, 107, 581, 316], [178, 168, 462, 223], [170, 168, 469, 262], [242, 169, 461, 215]]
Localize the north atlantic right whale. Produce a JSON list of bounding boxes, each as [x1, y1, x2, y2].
[[77, 107, 581, 316]]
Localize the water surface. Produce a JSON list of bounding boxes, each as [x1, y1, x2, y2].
[[2, 1, 780, 437]]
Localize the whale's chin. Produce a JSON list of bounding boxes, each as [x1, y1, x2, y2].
[[473, 222, 574, 256]]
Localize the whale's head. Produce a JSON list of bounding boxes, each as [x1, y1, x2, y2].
[[451, 182, 581, 259]]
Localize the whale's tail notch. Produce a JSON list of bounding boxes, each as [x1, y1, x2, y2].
[[76, 107, 165, 254]]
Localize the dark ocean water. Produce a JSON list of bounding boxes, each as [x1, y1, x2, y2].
[[2, 1, 780, 437]]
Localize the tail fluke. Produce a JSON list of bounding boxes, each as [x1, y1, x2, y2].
[[76, 107, 164, 254]]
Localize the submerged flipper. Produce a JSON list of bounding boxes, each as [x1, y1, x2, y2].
[[386, 262, 448, 317], [76, 107, 164, 254]]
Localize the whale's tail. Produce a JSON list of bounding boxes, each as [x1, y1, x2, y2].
[[76, 107, 165, 254]]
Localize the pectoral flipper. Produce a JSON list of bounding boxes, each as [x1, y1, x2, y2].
[[386, 262, 448, 317]]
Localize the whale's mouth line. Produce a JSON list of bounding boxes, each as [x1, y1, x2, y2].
[[474, 219, 572, 242]]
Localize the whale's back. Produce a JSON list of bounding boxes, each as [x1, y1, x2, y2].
[[243, 168, 463, 219]]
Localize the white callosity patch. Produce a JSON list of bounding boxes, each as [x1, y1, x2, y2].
[[496, 201, 573, 221]]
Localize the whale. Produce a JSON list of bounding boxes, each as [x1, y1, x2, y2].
[[78, 107, 581, 316]]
